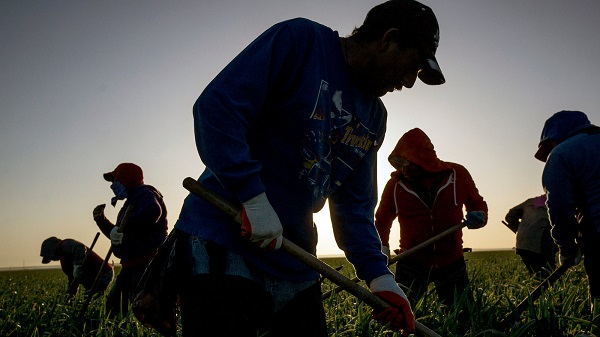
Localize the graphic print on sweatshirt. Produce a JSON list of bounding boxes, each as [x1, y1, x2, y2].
[[299, 80, 376, 207]]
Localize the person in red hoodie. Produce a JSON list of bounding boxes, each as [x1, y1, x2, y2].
[[375, 128, 487, 306]]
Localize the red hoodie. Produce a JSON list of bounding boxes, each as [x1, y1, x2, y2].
[[375, 128, 487, 269]]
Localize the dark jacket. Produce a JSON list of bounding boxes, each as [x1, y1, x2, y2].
[[96, 184, 168, 267]]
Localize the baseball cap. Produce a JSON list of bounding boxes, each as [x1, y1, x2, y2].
[[103, 163, 144, 189], [40, 236, 61, 264], [362, 0, 445, 85]]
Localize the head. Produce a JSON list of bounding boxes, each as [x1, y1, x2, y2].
[[40, 236, 62, 264], [388, 128, 450, 180], [349, 0, 444, 96], [534, 110, 592, 162], [103, 163, 144, 189]]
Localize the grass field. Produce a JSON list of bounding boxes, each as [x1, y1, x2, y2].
[[0, 251, 597, 336]]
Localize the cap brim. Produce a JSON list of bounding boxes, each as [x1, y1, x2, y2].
[[42, 257, 51, 264], [418, 53, 445, 85], [534, 140, 553, 162], [103, 172, 115, 182]]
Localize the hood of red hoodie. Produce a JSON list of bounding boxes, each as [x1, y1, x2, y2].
[[388, 128, 451, 173]]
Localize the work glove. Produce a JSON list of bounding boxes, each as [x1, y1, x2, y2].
[[382, 245, 391, 260], [369, 274, 415, 335], [93, 204, 106, 222], [240, 192, 283, 251], [73, 264, 84, 280], [110, 226, 123, 245], [560, 248, 582, 267], [464, 211, 487, 229]]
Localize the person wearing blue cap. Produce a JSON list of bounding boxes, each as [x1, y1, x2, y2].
[[535, 110, 600, 313]]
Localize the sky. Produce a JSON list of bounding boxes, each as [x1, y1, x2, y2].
[[1, 0, 599, 269]]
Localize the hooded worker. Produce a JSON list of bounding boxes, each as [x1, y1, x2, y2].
[[40, 236, 114, 295], [92, 162, 168, 318], [375, 128, 487, 306], [535, 110, 600, 312]]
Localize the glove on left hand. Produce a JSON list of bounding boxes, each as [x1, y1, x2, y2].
[[464, 211, 487, 229], [240, 192, 283, 251], [110, 226, 123, 245], [369, 274, 415, 336]]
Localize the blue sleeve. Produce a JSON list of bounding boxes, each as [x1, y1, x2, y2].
[[543, 152, 579, 254], [329, 147, 391, 284], [193, 21, 301, 203]]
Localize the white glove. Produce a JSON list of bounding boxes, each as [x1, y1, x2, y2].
[[369, 274, 415, 334], [110, 226, 123, 245], [240, 192, 283, 251], [73, 264, 83, 279]]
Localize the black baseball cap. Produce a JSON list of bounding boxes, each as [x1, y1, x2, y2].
[[362, 0, 445, 85]]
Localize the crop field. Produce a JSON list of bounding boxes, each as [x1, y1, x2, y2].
[[0, 250, 598, 336]]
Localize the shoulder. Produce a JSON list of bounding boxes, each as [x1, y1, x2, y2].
[[129, 185, 163, 200], [275, 18, 331, 33], [445, 162, 469, 174], [265, 18, 336, 44]]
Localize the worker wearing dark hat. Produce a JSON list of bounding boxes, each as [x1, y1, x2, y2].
[[93, 162, 168, 318], [172, 0, 446, 335], [40, 236, 114, 295], [536, 110, 600, 313]]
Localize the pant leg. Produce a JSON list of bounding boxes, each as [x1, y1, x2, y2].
[[180, 274, 273, 337], [582, 232, 600, 302], [267, 283, 327, 337], [176, 231, 322, 337], [432, 258, 469, 306], [394, 260, 430, 304], [106, 265, 145, 318]]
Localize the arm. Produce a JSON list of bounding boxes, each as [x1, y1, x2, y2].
[[329, 148, 390, 284], [375, 178, 399, 248], [504, 200, 526, 233], [543, 154, 580, 256], [193, 21, 302, 203], [459, 165, 488, 228]]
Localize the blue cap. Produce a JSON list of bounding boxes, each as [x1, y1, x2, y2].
[[535, 110, 591, 162]]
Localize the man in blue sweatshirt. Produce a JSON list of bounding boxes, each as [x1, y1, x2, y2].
[[535, 110, 600, 314], [174, 1, 445, 335]]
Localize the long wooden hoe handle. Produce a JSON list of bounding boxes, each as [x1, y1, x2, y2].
[[388, 224, 465, 265], [78, 205, 134, 320], [182, 177, 443, 337]]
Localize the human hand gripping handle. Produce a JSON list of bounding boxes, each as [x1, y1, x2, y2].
[[93, 204, 107, 222], [110, 226, 124, 245], [463, 211, 487, 229], [369, 274, 415, 335], [240, 192, 283, 251]]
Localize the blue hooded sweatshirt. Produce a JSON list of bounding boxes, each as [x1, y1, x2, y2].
[[539, 111, 600, 255]]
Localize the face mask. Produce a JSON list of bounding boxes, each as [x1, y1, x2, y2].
[[110, 181, 127, 206]]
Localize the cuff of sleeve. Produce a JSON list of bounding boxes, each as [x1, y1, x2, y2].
[[233, 174, 265, 203]]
